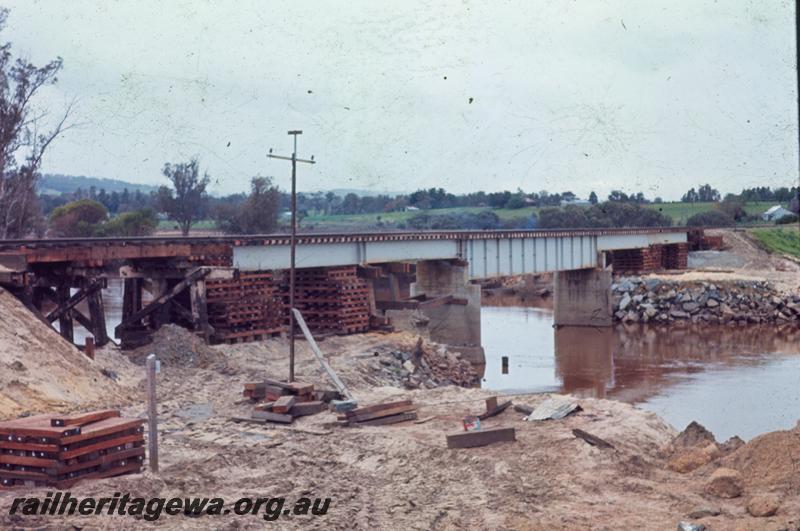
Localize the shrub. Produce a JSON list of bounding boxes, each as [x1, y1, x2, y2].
[[538, 202, 671, 229], [686, 210, 734, 227], [776, 214, 799, 225], [48, 199, 109, 237], [97, 209, 158, 236]]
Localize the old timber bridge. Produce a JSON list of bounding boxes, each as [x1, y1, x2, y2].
[[0, 228, 688, 365]]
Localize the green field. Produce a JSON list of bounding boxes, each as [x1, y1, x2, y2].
[[157, 200, 788, 233], [301, 201, 783, 231], [750, 226, 800, 258]]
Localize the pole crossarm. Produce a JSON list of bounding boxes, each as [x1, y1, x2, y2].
[[267, 154, 315, 164]]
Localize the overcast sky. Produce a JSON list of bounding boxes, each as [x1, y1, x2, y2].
[[3, 0, 797, 199]]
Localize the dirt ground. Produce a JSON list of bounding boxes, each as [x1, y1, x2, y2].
[[674, 229, 800, 294], [1, 227, 799, 529], [0, 288, 129, 418], [1, 326, 799, 530]]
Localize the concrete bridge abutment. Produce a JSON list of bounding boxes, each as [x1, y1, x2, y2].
[[553, 268, 612, 327]]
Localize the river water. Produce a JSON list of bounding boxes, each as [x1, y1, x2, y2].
[[481, 303, 800, 441]]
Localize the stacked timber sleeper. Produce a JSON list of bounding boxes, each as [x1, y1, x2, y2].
[[0, 410, 145, 489], [661, 243, 688, 269], [240, 379, 339, 424], [291, 267, 372, 335], [206, 272, 284, 343]]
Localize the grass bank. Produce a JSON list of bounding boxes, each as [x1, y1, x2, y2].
[[750, 226, 800, 258]]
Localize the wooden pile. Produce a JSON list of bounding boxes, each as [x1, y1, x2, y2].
[[291, 267, 371, 335], [206, 272, 284, 343], [0, 410, 145, 489], [240, 379, 338, 424], [337, 400, 418, 427]]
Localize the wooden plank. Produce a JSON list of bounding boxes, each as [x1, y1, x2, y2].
[[59, 418, 145, 445], [254, 379, 314, 395], [479, 400, 512, 420], [272, 396, 296, 414], [250, 411, 293, 424], [56, 447, 145, 475], [314, 389, 341, 403], [513, 404, 534, 415], [292, 309, 354, 401], [51, 409, 120, 427], [345, 400, 412, 419], [289, 401, 326, 417], [59, 433, 144, 460], [0, 440, 60, 453], [572, 429, 614, 449], [46, 282, 100, 323], [446, 427, 516, 449], [353, 411, 417, 426], [0, 454, 59, 467], [247, 384, 287, 401], [348, 404, 417, 423]]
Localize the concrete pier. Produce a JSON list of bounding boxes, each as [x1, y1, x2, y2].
[[410, 260, 485, 372], [553, 268, 612, 327]]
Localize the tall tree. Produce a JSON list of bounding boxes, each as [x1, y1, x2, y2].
[[216, 176, 281, 234], [157, 158, 210, 236], [588, 191, 598, 204], [0, 8, 71, 238]]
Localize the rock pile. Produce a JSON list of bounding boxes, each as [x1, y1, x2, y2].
[[128, 324, 220, 369], [375, 340, 479, 389], [611, 277, 800, 325]]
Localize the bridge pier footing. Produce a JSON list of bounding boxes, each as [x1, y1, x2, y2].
[[553, 268, 612, 327], [411, 260, 485, 373]]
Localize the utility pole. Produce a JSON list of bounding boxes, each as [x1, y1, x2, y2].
[[268, 131, 315, 382]]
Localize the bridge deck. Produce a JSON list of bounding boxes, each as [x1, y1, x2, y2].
[[0, 228, 688, 277]]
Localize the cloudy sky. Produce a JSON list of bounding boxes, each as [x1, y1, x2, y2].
[[3, 0, 797, 199]]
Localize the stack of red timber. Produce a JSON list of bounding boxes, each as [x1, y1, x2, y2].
[[337, 400, 418, 427], [610, 247, 661, 273], [240, 380, 337, 424], [292, 266, 371, 335], [206, 272, 285, 343], [661, 243, 689, 269], [0, 410, 145, 489], [687, 229, 724, 251]]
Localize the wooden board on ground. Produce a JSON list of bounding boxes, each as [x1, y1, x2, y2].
[[272, 395, 296, 414], [251, 410, 293, 424], [344, 400, 412, 419], [350, 411, 418, 426], [479, 397, 512, 420], [446, 427, 516, 449], [572, 428, 614, 449], [290, 401, 327, 417], [347, 403, 417, 423]]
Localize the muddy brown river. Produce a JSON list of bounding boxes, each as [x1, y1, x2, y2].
[[481, 303, 800, 441]]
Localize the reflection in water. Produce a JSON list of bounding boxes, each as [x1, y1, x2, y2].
[[67, 278, 125, 346], [482, 305, 800, 440]]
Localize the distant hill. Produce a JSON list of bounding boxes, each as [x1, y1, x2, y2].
[[38, 174, 157, 195]]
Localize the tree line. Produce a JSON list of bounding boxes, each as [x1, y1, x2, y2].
[[1, 6, 797, 239]]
